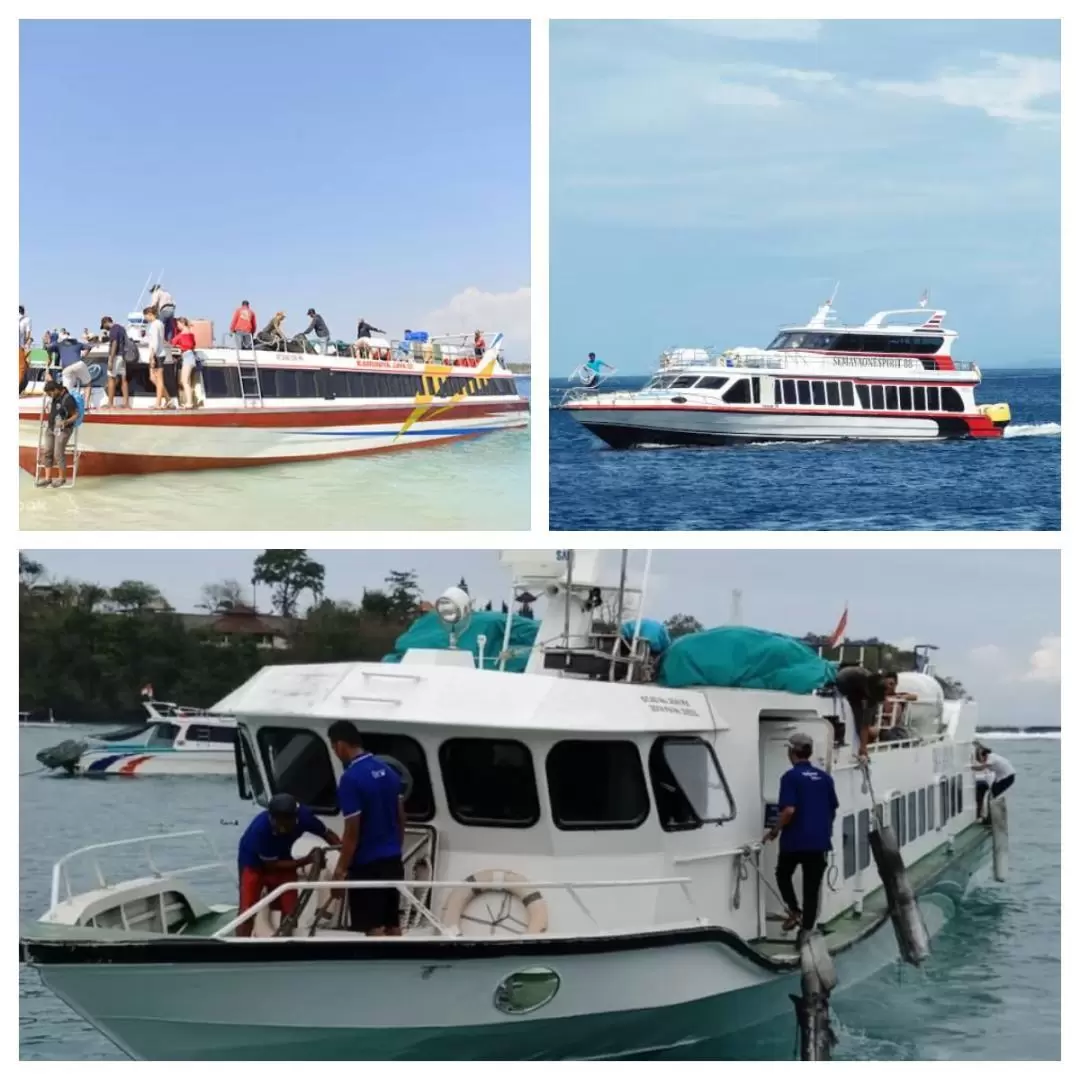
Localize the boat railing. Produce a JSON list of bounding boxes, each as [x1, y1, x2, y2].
[[660, 350, 979, 375], [210, 875, 697, 940], [49, 830, 226, 910]]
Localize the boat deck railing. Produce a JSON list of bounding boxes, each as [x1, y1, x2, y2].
[[49, 830, 226, 909], [659, 350, 979, 375], [210, 875, 698, 941]]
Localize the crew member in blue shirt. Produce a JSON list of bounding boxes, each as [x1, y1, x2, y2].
[[328, 720, 407, 936], [763, 732, 839, 935], [236, 793, 340, 937]]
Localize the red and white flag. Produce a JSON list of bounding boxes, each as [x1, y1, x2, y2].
[[140, 683, 154, 699], [918, 289, 929, 309], [827, 606, 848, 648]]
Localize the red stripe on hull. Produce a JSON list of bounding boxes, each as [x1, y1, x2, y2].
[[18, 430, 502, 477], [17, 400, 527, 428], [118, 755, 153, 776]]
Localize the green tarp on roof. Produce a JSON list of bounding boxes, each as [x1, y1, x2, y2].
[[383, 610, 539, 673]]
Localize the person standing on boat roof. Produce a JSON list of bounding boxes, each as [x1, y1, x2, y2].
[[971, 746, 1015, 813], [230, 300, 258, 348], [149, 284, 176, 339], [37, 380, 79, 488], [327, 720, 407, 937], [101, 316, 130, 409], [763, 732, 839, 936], [303, 308, 331, 355], [473, 329, 487, 360], [581, 351, 613, 386], [355, 318, 384, 339], [235, 793, 341, 938]]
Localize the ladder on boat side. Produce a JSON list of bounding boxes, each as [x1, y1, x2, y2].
[[235, 335, 263, 406], [33, 385, 82, 489]]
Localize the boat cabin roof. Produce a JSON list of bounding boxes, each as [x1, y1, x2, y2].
[[213, 656, 729, 737]]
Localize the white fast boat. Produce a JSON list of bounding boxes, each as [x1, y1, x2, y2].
[[561, 298, 1011, 446], [35, 701, 237, 777], [21, 551, 996, 1060], [18, 320, 527, 477]]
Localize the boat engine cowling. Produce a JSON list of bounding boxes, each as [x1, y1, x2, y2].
[[36, 739, 87, 773]]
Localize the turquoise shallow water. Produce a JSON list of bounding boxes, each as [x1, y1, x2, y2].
[[19, 380, 531, 531], [19, 731, 1059, 1060]]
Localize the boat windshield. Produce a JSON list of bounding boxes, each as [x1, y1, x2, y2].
[[646, 375, 678, 390], [147, 722, 181, 748], [767, 331, 945, 355]]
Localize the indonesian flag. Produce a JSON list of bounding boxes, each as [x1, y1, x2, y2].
[[827, 606, 848, 648], [140, 684, 154, 699], [918, 289, 929, 309]]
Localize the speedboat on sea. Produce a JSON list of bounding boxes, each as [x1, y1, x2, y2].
[[21, 551, 997, 1060], [19, 709, 71, 729], [35, 700, 237, 777], [18, 317, 527, 477], [560, 297, 1011, 447]]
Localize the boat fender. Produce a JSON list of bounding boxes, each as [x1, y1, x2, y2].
[[988, 795, 1009, 881], [441, 869, 549, 935], [36, 739, 87, 773], [868, 821, 931, 965]]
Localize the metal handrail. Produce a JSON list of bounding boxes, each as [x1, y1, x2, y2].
[[211, 875, 695, 940], [50, 830, 224, 909]]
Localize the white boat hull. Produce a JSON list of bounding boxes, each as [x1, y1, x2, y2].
[[29, 838, 987, 1060], [75, 749, 235, 777], [565, 404, 999, 447]]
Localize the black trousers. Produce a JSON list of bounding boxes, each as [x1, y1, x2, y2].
[[776, 851, 828, 931], [990, 774, 1015, 799]]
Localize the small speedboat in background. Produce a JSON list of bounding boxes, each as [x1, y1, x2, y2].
[[19, 709, 72, 729], [35, 701, 237, 777]]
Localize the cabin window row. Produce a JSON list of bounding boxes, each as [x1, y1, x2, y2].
[[245, 728, 737, 833], [775, 379, 965, 413], [83, 365, 518, 400], [766, 332, 945, 356], [839, 775, 964, 879], [654, 374, 761, 404]]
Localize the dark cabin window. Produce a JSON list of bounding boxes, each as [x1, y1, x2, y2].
[[671, 375, 700, 389], [840, 381, 855, 407], [841, 814, 856, 879], [649, 737, 736, 831], [949, 776, 958, 817], [546, 741, 650, 830], [940, 777, 950, 822], [870, 385, 885, 410], [899, 386, 913, 411], [797, 381, 812, 405], [697, 376, 729, 391], [148, 722, 180, 748], [811, 381, 826, 406], [927, 785, 936, 830], [236, 725, 266, 803], [855, 384, 871, 409], [927, 386, 941, 411], [885, 385, 899, 411], [359, 732, 435, 821], [723, 379, 751, 404], [257, 728, 338, 813], [781, 379, 796, 404], [439, 738, 539, 828], [918, 788, 927, 836], [913, 386, 927, 411], [751, 376, 760, 404], [891, 795, 906, 845], [908, 791, 918, 835], [857, 808, 871, 870], [826, 382, 840, 406], [941, 387, 965, 413], [956, 774, 964, 813]]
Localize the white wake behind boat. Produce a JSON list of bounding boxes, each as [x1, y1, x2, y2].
[[35, 701, 237, 777], [21, 551, 996, 1060], [561, 296, 1011, 446]]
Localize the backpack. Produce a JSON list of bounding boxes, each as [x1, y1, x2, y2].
[[124, 335, 140, 366]]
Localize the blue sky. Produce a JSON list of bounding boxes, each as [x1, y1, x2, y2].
[[24, 548, 1060, 728], [20, 20, 531, 358], [551, 20, 1061, 373]]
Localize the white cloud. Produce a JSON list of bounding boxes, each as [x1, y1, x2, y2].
[[866, 52, 1060, 125], [1023, 636, 1061, 683], [422, 287, 530, 359], [661, 20, 822, 42]]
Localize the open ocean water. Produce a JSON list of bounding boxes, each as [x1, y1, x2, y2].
[[19, 730, 1059, 1061], [19, 380, 531, 532], [549, 370, 1060, 531]]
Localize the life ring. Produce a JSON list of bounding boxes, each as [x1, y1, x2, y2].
[[441, 869, 549, 936]]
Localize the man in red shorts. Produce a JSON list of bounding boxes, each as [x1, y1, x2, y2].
[[236, 793, 340, 936]]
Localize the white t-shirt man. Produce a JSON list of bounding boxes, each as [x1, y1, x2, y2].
[[982, 752, 1015, 782], [19, 312, 31, 348], [146, 317, 166, 359]]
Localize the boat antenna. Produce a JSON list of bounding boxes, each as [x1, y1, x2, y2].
[[132, 270, 154, 314], [624, 550, 653, 683], [828, 281, 840, 307]]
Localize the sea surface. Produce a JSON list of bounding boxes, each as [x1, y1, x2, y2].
[[549, 370, 1060, 531], [19, 730, 1059, 1061], [19, 379, 530, 532]]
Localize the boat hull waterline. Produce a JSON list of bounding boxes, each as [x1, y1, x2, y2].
[[18, 402, 527, 477], [25, 829, 989, 1060]]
